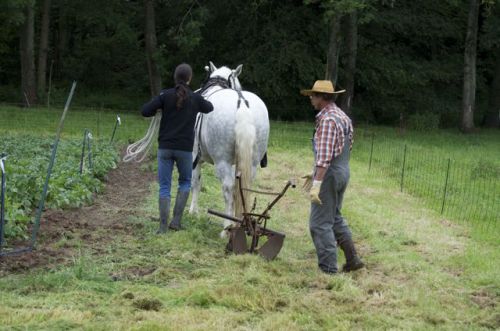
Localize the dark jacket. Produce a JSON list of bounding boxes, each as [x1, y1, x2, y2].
[[141, 87, 213, 151]]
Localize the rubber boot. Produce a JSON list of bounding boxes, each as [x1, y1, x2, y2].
[[169, 190, 189, 231], [339, 238, 364, 272], [157, 197, 170, 234]]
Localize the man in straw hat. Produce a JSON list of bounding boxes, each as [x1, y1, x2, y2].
[[301, 80, 364, 275]]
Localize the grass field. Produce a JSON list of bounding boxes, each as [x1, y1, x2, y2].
[[0, 106, 499, 330], [0, 105, 147, 142]]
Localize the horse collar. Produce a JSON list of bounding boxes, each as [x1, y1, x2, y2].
[[200, 76, 230, 92]]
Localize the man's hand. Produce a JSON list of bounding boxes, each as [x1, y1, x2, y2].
[[301, 174, 313, 192], [309, 180, 322, 205]]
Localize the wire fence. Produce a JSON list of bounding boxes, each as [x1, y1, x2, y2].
[[352, 130, 499, 229], [268, 123, 499, 229]]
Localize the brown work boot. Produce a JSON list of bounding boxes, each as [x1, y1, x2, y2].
[[342, 256, 364, 272], [339, 237, 365, 272]]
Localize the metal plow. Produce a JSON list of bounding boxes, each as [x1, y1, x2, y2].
[[208, 176, 295, 260]]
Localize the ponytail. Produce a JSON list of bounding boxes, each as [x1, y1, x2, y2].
[[174, 63, 192, 110], [175, 83, 189, 109]]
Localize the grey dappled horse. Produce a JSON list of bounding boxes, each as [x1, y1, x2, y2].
[[189, 62, 269, 234]]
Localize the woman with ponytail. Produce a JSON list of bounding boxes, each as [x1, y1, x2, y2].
[[142, 63, 214, 233]]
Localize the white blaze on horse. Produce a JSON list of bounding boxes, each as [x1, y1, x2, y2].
[[190, 62, 269, 233]]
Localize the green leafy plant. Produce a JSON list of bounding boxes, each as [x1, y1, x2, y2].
[[0, 134, 118, 240]]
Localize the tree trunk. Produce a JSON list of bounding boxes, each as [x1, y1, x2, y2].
[[37, 0, 51, 100], [340, 11, 358, 116], [20, 2, 37, 106], [144, 0, 162, 96], [55, 0, 68, 78], [483, 46, 500, 128], [461, 0, 479, 133], [325, 14, 342, 85]]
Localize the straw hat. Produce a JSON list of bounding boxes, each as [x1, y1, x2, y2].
[[300, 80, 345, 96]]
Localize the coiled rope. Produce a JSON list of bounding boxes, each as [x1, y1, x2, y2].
[[123, 82, 223, 163], [123, 112, 161, 163]]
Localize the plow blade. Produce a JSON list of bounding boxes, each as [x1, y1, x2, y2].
[[229, 226, 248, 254], [257, 232, 285, 260]]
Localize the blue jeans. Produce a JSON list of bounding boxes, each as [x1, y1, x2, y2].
[[157, 149, 192, 198]]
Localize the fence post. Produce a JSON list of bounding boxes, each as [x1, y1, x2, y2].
[[31, 81, 77, 248], [96, 108, 101, 139], [79, 129, 88, 175], [368, 133, 374, 171], [400, 144, 407, 192], [441, 158, 451, 214], [0, 154, 7, 252], [110, 115, 121, 143], [87, 131, 93, 172]]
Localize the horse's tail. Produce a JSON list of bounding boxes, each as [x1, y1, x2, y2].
[[234, 105, 255, 218]]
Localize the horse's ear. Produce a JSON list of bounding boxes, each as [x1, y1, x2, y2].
[[234, 64, 243, 76], [209, 61, 217, 72]]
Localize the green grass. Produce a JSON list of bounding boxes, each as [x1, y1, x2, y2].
[[0, 105, 148, 143], [350, 127, 499, 229], [268, 121, 499, 228], [0, 106, 499, 330]]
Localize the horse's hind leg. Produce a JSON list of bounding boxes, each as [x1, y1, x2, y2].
[[189, 161, 203, 214], [215, 161, 235, 237]]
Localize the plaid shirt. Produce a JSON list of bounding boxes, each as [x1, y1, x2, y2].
[[314, 102, 353, 168]]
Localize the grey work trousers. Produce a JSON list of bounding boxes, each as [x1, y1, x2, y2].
[[309, 163, 353, 273]]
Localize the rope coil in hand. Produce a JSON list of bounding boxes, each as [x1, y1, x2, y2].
[[123, 112, 161, 163]]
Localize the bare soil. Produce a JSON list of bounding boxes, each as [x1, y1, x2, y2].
[[0, 158, 155, 276]]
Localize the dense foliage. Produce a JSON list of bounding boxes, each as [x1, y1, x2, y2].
[[0, 0, 499, 125], [0, 134, 118, 239]]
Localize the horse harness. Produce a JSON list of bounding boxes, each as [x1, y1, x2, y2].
[[198, 75, 250, 109], [192, 75, 253, 169]]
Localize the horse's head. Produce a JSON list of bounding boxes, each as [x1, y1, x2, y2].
[[207, 61, 243, 91]]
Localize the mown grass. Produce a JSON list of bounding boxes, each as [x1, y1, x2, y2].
[[0, 106, 499, 330]]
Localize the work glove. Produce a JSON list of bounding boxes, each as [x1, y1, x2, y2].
[[309, 180, 322, 205], [301, 174, 313, 192]]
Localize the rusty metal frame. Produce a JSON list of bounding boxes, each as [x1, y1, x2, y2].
[[207, 174, 295, 260]]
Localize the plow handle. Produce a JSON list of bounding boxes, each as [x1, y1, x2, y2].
[[259, 179, 296, 219]]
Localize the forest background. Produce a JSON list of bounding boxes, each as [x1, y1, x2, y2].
[[1, 0, 499, 130]]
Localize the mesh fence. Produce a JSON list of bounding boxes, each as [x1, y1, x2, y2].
[[269, 123, 499, 229]]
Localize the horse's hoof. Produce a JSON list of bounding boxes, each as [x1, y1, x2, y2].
[[220, 230, 228, 239]]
